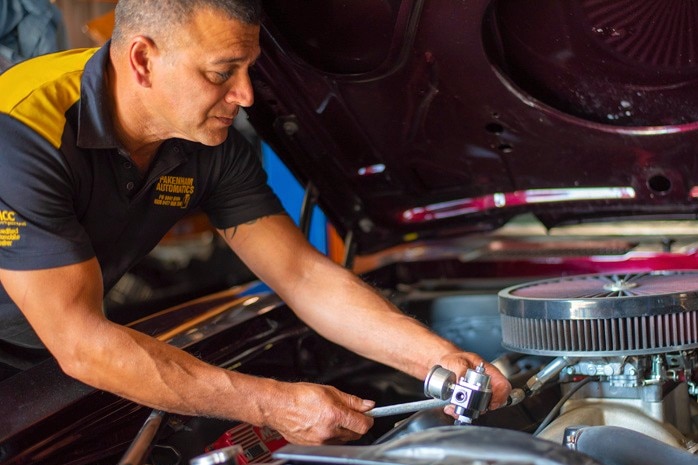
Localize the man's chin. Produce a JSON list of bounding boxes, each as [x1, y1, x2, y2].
[[195, 130, 230, 147]]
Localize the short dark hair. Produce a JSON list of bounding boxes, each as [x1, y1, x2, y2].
[[112, 0, 261, 47]]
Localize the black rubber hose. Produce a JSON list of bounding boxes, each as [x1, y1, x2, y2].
[[573, 425, 698, 465]]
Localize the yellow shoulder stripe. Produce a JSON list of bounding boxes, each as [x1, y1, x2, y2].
[[0, 48, 99, 149]]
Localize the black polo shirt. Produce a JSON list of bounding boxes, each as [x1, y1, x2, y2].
[[0, 44, 284, 347]]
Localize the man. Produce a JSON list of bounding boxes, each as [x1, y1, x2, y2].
[[0, 0, 511, 445]]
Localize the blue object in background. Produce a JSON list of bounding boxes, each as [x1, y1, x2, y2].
[[0, 0, 67, 69], [262, 142, 327, 254]]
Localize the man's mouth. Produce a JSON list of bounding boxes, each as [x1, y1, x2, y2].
[[214, 116, 235, 126]]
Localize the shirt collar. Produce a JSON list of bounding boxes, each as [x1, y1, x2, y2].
[[76, 41, 119, 150]]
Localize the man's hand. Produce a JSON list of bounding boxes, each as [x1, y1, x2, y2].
[[436, 352, 511, 410], [262, 380, 375, 445]]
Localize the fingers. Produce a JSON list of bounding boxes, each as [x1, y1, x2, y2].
[[437, 353, 512, 410], [320, 424, 365, 445], [346, 393, 376, 413], [270, 382, 375, 445], [487, 368, 513, 409], [336, 393, 375, 436]]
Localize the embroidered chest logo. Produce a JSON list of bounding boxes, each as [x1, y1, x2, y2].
[[154, 176, 195, 209], [0, 210, 26, 247]]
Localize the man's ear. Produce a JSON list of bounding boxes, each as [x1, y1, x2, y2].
[[128, 36, 158, 87]]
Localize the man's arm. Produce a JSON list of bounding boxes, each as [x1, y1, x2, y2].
[[220, 214, 511, 408], [0, 258, 374, 445]]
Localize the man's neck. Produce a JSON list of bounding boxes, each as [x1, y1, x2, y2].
[[107, 56, 163, 173]]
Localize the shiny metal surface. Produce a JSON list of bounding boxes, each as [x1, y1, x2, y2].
[[423, 364, 492, 424], [118, 410, 166, 465], [274, 426, 602, 465], [525, 356, 579, 394], [537, 394, 691, 448], [424, 365, 456, 400], [365, 398, 449, 418], [453, 364, 492, 424], [156, 293, 285, 349], [499, 271, 698, 355], [190, 445, 242, 465], [500, 271, 698, 318]]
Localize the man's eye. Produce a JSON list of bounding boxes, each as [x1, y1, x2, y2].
[[210, 71, 232, 83]]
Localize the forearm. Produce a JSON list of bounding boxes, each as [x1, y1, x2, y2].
[[57, 318, 272, 424], [281, 259, 464, 380], [0, 259, 270, 424], [281, 259, 511, 408], [225, 215, 509, 409], [62, 318, 374, 444], [1, 253, 375, 444], [221, 214, 443, 373]]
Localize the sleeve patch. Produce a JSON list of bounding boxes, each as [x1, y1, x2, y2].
[[0, 211, 26, 247]]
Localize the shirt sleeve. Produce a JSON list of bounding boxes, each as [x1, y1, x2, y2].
[[201, 129, 286, 230], [0, 115, 94, 270]]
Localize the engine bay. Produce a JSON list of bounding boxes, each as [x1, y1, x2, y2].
[[117, 270, 698, 465]]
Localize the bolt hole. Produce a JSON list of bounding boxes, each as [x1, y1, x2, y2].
[[647, 174, 671, 193], [485, 122, 504, 134], [455, 392, 466, 401]]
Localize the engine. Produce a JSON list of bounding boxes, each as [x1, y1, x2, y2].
[[498, 270, 698, 452]]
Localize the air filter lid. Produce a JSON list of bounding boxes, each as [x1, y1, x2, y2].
[[499, 270, 698, 356]]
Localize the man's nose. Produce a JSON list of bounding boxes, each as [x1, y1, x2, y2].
[[224, 73, 254, 107]]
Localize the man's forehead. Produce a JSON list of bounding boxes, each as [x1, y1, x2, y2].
[[209, 47, 261, 65], [179, 8, 260, 48]]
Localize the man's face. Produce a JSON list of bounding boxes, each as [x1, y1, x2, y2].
[[149, 8, 261, 146]]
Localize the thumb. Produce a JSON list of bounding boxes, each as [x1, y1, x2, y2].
[[359, 398, 375, 412], [345, 393, 375, 413]]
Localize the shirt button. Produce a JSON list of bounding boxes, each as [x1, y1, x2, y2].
[[126, 182, 135, 191]]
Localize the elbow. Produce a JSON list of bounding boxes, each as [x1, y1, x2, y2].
[[53, 341, 91, 381], [50, 334, 104, 385], [43, 316, 120, 386], [50, 322, 137, 392]]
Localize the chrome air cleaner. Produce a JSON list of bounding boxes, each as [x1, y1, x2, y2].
[[499, 271, 698, 356]]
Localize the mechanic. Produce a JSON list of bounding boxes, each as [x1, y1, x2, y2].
[[0, 0, 511, 445]]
